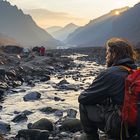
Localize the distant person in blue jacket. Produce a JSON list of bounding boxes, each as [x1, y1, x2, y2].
[[75, 38, 138, 140]]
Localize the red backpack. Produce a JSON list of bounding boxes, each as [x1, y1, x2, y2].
[[120, 66, 140, 125]]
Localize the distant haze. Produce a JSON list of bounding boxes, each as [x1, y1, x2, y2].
[[8, 0, 139, 28], [24, 9, 87, 28]]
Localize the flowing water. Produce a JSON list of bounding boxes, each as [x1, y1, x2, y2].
[[0, 54, 105, 138]]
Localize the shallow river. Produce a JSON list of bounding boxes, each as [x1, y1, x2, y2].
[[1, 54, 105, 137]]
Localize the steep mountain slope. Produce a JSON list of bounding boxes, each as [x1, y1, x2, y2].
[[113, 3, 140, 45], [0, 1, 61, 48], [66, 7, 129, 47]]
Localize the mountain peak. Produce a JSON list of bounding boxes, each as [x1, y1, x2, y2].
[[65, 23, 78, 28]]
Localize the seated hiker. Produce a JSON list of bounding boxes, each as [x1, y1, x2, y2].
[[75, 38, 138, 140]]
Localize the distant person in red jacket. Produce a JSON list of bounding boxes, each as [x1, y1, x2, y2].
[[39, 46, 45, 56]]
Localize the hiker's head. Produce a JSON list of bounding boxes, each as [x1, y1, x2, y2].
[[106, 38, 137, 67]]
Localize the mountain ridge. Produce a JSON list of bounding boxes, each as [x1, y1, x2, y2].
[[66, 6, 133, 47], [0, 0, 61, 48], [49, 23, 79, 41]]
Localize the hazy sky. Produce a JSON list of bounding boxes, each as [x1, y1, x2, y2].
[[8, 0, 140, 28]]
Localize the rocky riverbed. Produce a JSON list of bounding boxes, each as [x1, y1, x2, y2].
[[0, 46, 138, 140]]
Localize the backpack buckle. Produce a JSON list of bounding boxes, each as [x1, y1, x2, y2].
[[129, 87, 133, 94]]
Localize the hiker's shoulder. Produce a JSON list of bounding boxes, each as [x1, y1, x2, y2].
[[98, 66, 125, 80], [101, 66, 122, 75]]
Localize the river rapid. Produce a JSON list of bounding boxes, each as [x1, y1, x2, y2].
[[1, 53, 105, 138]]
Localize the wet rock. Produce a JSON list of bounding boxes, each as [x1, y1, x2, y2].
[[0, 82, 9, 90], [60, 118, 82, 133], [54, 97, 65, 102], [14, 110, 33, 116], [23, 91, 41, 101], [0, 121, 11, 134], [0, 69, 6, 79], [0, 89, 4, 99], [53, 136, 59, 140], [11, 88, 26, 93], [6, 70, 16, 78], [57, 84, 79, 91], [12, 113, 28, 123], [16, 129, 49, 140], [67, 109, 77, 118], [39, 107, 58, 114], [40, 75, 50, 82], [54, 110, 63, 117], [27, 80, 35, 87], [0, 106, 2, 110], [28, 118, 53, 131], [57, 80, 70, 86], [12, 81, 22, 88], [25, 75, 34, 82], [59, 132, 70, 137], [22, 110, 33, 116], [57, 75, 63, 79]]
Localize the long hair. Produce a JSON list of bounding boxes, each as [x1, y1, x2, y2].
[[106, 38, 138, 67]]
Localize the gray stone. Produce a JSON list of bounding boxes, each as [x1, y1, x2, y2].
[[54, 110, 63, 117], [22, 110, 33, 115], [60, 132, 69, 137], [12, 113, 28, 123], [16, 129, 49, 140], [28, 118, 53, 131], [67, 109, 77, 118], [39, 107, 58, 114], [57, 84, 78, 91], [0, 121, 11, 134], [60, 118, 82, 132], [57, 80, 70, 86], [54, 97, 65, 101], [40, 75, 50, 82], [23, 91, 41, 101]]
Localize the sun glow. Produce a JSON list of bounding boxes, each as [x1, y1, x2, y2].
[[115, 11, 120, 15]]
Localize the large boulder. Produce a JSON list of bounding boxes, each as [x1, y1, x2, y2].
[[16, 129, 49, 140], [28, 118, 53, 131], [23, 91, 41, 101], [60, 118, 82, 133]]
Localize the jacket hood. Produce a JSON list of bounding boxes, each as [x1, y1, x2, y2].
[[113, 58, 137, 69]]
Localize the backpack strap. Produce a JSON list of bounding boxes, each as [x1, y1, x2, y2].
[[119, 65, 132, 73]]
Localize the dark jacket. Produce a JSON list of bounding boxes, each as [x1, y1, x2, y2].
[[78, 58, 137, 105]]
